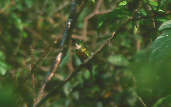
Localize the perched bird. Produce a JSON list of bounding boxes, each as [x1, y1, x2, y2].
[[75, 41, 90, 61]]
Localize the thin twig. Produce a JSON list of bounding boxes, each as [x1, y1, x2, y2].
[[82, 0, 120, 40], [84, 32, 115, 64], [33, 52, 63, 107], [55, 1, 71, 13], [136, 95, 147, 107]]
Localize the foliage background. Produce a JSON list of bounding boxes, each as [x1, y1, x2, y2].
[[0, 0, 171, 107]]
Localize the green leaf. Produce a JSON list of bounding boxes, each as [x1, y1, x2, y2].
[[0, 51, 10, 76], [72, 91, 79, 100], [11, 13, 24, 31], [91, 0, 95, 3], [150, 20, 171, 63], [153, 95, 171, 107], [63, 82, 72, 95], [159, 20, 171, 31], [0, 51, 5, 61], [22, 32, 28, 38], [25, 0, 33, 8], [150, 26, 171, 63], [108, 55, 129, 66], [158, 9, 165, 13], [149, 0, 158, 7], [119, 1, 128, 6], [98, 21, 104, 29], [83, 70, 90, 79], [139, 9, 147, 16]]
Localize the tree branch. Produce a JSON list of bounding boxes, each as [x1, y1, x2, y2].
[[34, 2, 145, 106], [33, 0, 87, 107]]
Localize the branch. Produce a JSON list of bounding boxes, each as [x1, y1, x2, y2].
[[34, 2, 143, 106], [82, 0, 120, 40], [136, 94, 147, 107], [33, 0, 87, 107], [34, 32, 116, 107], [64, 32, 116, 81]]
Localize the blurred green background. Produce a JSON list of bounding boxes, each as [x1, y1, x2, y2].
[[0, 0, 171, 106]]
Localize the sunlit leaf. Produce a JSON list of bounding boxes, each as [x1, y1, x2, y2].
[[159, 20, 171, 31], [153, 95, 171, 107], [119, 1, 128, 6], [149, 0, 158, 7]]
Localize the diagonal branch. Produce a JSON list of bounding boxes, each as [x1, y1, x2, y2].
[[34, 1, 142, 106], [35, 12, 140, 106], [34, 32, 116, 107], [33, 0, 87, 107]]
